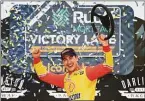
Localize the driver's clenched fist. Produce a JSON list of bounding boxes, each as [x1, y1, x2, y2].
[[31, 48, 41, 58]]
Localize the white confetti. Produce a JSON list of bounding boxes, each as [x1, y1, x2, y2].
[[34, 93, 36, 97], [134, 54, 137, 58], [104, 85, 109, 87], [128, 23, 130, 28], [120, 49, 124, 51], [114, 76, 118, 79], [38, 89, 41, 93], [121, 40, 124, 44], [117, 71, 120, 73]]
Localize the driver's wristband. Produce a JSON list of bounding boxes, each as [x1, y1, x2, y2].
[[33, 57, 41, 64], [103, 45, 110, 52]]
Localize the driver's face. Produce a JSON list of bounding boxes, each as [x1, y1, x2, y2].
[[62, 55, 78, 72]]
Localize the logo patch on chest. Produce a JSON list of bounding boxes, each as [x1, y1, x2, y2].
[[74, 70, 84, 76], [68, 82, 75, 93]]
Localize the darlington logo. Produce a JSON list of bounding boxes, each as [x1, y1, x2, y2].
[[1, 76, 27, 99], [119, 76, 145, 99]]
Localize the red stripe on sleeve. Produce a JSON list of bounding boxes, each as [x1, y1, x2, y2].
[[103, 45, 111, 52], [86, 64, 112, 81], [39, 73, 65, 88], [33, 57, 41, 64]]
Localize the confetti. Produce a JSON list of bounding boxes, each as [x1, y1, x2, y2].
[[114, 76, 118, 79], [34, 93, 36, 97], [104, 85, 109, 87], [134, 54, 137, 58], [38, 89, 41, 93]]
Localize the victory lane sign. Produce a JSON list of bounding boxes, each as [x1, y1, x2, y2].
[[24, 3, 121, 57]]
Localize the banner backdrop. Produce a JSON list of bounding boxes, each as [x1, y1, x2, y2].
[[1, 1, 145, 101]]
